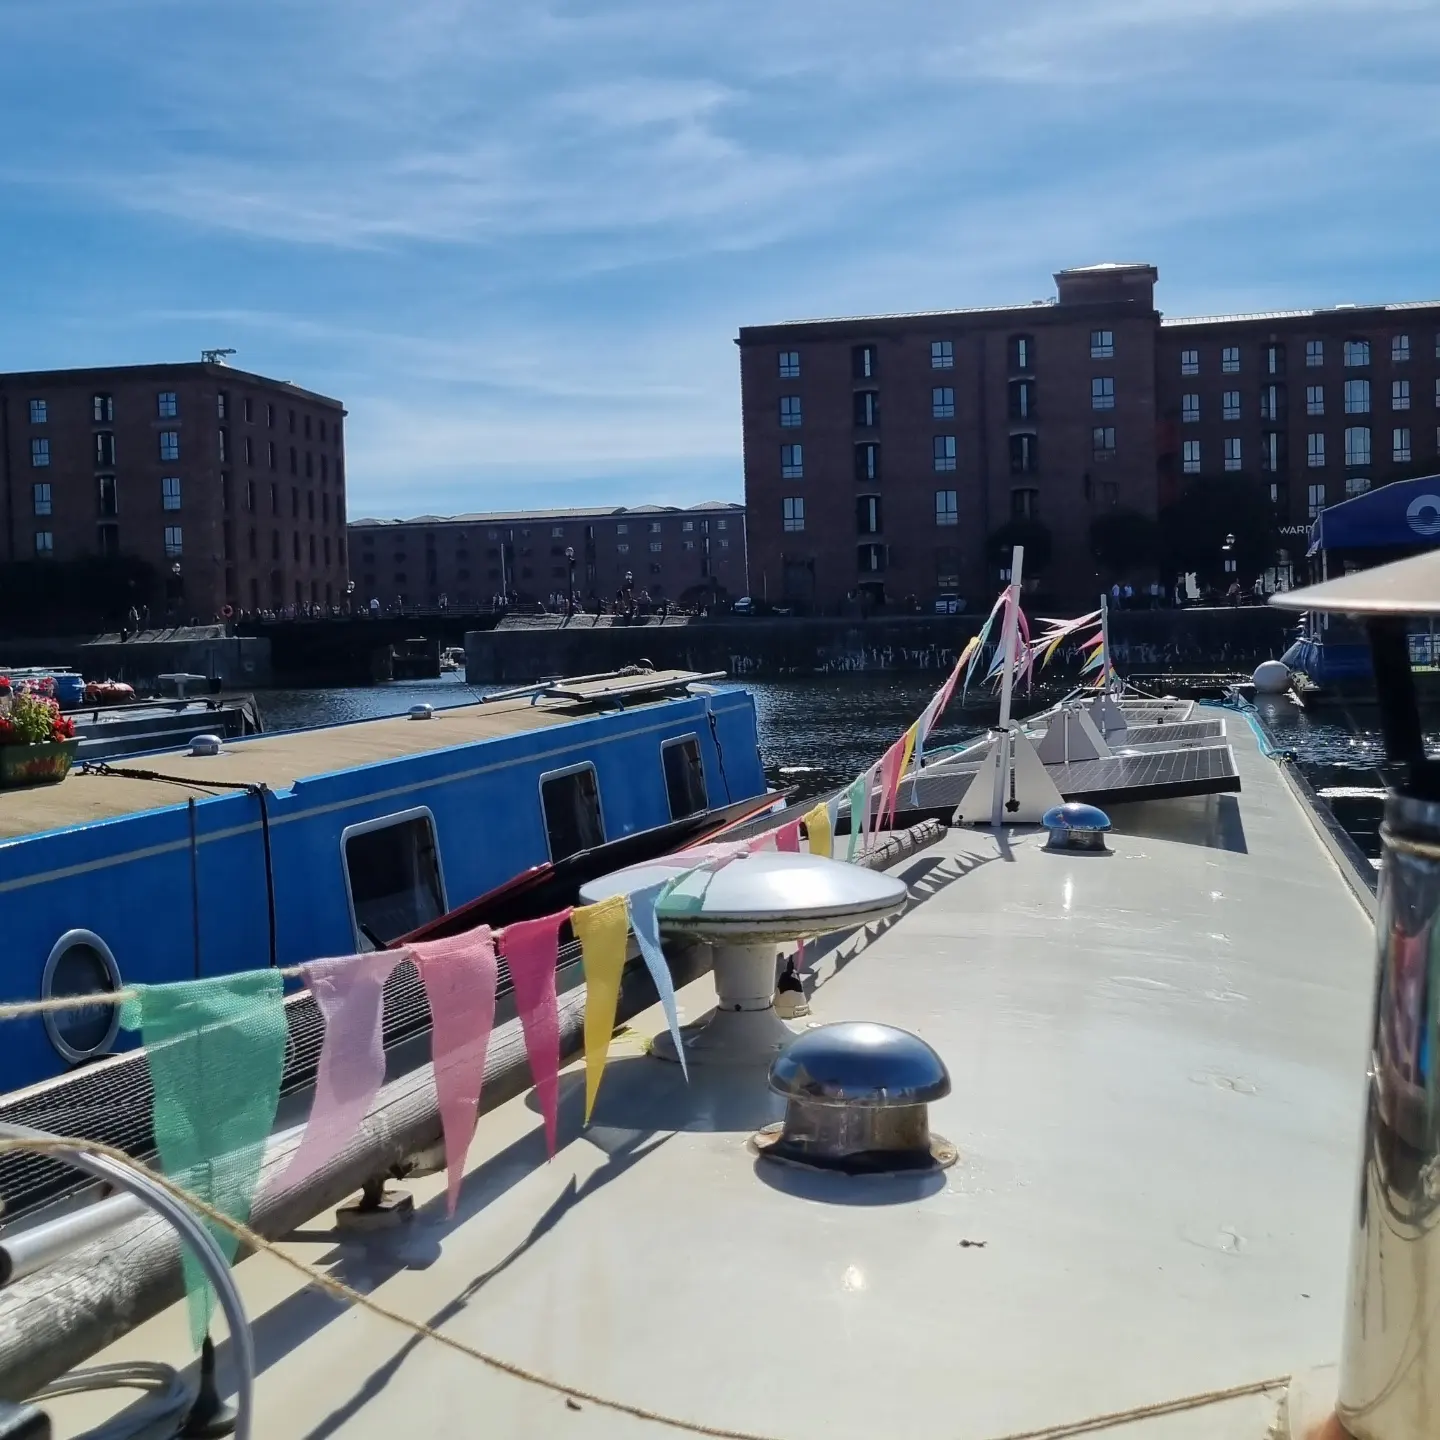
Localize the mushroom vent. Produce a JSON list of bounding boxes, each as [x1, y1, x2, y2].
[[757, 1022, 954, 1175]]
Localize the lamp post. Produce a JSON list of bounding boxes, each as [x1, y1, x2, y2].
[[565, 546, 575, 615], [345, 578, 355, 616]]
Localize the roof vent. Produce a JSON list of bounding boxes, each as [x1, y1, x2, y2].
[[1042, 802, 1111, 852], [408, 704, 434, 721], [755, 1022, 955, 1175], [189, 734, 223, 756]]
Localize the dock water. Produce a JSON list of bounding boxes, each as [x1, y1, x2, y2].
[[43, 715, 1376, 1440]]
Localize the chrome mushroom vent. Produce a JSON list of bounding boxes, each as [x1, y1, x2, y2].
[[754, 1021, 956, 1175]]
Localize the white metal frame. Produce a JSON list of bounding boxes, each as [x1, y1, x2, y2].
[[339, 805, 447, 952], [537, 761, 606, 863]]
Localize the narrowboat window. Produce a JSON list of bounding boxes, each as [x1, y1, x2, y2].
[[342, 808, 446, 949], [541, 763, 605, 861], [662, 735, 708, 819], [43, 929, 122, 1063]]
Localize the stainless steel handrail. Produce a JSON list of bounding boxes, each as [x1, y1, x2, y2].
[[0, 1123, 253, 1440]]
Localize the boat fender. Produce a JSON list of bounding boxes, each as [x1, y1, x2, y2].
[[1252, 660, 1291, 694]]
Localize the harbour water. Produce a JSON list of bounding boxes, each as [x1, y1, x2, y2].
[[257, 674, 1424, 859]]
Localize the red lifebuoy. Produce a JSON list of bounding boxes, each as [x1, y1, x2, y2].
[[221, 604, 234, 619]]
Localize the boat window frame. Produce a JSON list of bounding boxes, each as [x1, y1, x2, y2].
[[538, 760, 606, 863], [661, 732, 709, 820], [42, 928, 123, 1064], [339, 804, 448, 952]]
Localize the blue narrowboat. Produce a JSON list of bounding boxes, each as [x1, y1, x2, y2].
[[0, 669, 770, 1093]]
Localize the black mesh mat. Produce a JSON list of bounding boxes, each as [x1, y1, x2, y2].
[[0, 941, 583, 1225]]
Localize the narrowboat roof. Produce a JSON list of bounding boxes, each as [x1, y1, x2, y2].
[[0, 673, 721, 842], [45, 715, 1374, 1439]]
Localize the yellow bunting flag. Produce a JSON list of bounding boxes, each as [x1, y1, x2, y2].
[[571, 894, 631, 1124], [803, 800, 832, 859]]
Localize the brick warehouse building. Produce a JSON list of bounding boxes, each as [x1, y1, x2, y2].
[[738, 264, 1440, 610], [349, 501, 746, 611], [0, 360, 349, 620]]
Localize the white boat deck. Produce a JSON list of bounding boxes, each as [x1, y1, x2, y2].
[[49, 720, 1375, 1440]]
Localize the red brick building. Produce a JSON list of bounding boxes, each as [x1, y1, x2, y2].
[[0, 360, 349, 619], [739, 265, 1440, 610], [349, 501, 746, 610]]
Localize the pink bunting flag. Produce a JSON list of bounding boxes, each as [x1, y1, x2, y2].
[[774, 819, 802, 852], [278, 950, 401, 1192], [875, 737, 906, 837], [500, 910, 571, 1157], [748, 828, 778, 852], [409, 928, 499, 1216]]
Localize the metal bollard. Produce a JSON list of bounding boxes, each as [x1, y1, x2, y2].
[[1337, 789, 1440, 1440]]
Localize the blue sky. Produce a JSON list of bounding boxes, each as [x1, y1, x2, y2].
[[1, 0, 1437, 520]]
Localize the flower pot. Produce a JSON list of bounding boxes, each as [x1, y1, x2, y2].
[[0, 738, 79, 788]]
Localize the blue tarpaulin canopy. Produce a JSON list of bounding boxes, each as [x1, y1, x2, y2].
[[1308, 473, 1440, 555]]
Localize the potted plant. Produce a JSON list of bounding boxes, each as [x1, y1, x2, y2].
[[0, 677, 79, 787]]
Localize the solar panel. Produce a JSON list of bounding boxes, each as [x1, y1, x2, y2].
[[1112, 719, 1225, 747]]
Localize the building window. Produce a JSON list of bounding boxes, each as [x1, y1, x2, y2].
[[1393, 379, 1411, 411], [1344, 379, 1370, 414], [1009, 432, 1038, 474], [217, 390, 228, 420], [157, 391, 178, 418], [158, 431, 179, 461], [91, 432, 115, 466], [98, 522, 119, 556], [716, 518, 727, 531], [1009, 335, 1034, 372], [93, 394, 113, 422], [293, 533, 301, 562], [32, 483, 51, 516], [241, 397, 253, 423], [616, 522, 628, 534], [648, 540, 662, 553], [1307, 433, 1326, 468], [1181, 394, 1200, 423], [856, 494, 882, 534], [1393, 335, 1411, 363], [163, 525, 183, 557], [1180, 349, 1199, 375], [161, 476, 181, 510], [1306, 385, 1324, 416], [1092, 426, 1116, 459], [616, 543, 629, 554], [218, 427, 229, 463], [1394, 427, 1412, 462], [1346, 476, 1371, 497], [648, 520, 661, 533], [1259, 385, 1284, 422], [243, 435, 253, 465], [855, 443, 880, 482], [933, 435, 957, 472], [1091, 376, 1115, 410], [289, 446, 298, 474], [1011, 488, 1039, 522], [934, 490, 958, 526], [1306, 340, 1324, 367], [782, 497, 805, 532], [97, 475, 118, 517], [1344, 339, 1370, 367], [288, 409, 296, 434], [28, 399, 46, 424], [34, 530, 53, 556], [779, 395, 802, 428], [1308, 483, 1326, 518], [1224, 437, 1242, 471], [1222, 391, 1241, 421], [857, 542, 886, 573], [304, 452, 313, 479], [1090, 329, 1114, 359], [1345, 426, 1372, 466], [1265, 344, 1285, 376], [781, 443, 803, 479], [853, 390, 879, 428], [931, 340, 954, 370], [267, 441, 276, 470], [1008, 379, 1035, 420], [1261, 431, 1283, 473], [30, 438, 50, 467], [1222, 346, 1240, 373], [852, 344, 877, 379], [778, 350, 799, 378], [1182, 439, 1201, 474], [932, 387, 955, 420]]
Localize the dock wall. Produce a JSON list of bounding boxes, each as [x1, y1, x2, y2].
[[465, 607, 1294, 684]]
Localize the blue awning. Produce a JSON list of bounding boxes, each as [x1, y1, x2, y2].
[[1308, 473, 1440, 555]]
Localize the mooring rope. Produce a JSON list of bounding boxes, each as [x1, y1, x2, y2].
[[0, 1135, 1293, 1440]]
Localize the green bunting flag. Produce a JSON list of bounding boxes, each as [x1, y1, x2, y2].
[[121, 971, 287, 1346]]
